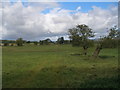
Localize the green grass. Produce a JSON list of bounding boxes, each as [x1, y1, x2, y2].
[[2, 44, 118, 88]]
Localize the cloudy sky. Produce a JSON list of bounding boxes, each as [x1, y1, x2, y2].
[[0, 0, 118, 41]]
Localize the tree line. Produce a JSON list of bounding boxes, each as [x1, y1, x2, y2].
[[1, 37, 70, 46], [1, 24, 119, 58]]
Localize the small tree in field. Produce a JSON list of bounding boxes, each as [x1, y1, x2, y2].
[[93, 26, 119, 58], [16, 38, 23, 46], [69, 28, 81, 46], [92, 37, 103, 58], [43, 38, 52, 45], [34, 41, 38, 45], [57, 37, 64, 44], [69, 24, 94, 55], [39, 40, 43, 45], [108, 26, 118, 39]]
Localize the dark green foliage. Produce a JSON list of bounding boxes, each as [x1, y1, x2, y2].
[[102, 38, 118, 48], [108, 26, 119, 39], [79, 39, 94, 48], [26, 41, 31, 43], [2, 40, 16, 44], [69, 25, 94, 47], [87, 40, 94, 47], [39, 40, 43, 45], [34, 41, 38, 45], [69, 28, 80, 46], [68, 24, 95, 55], [23, 40, 27, 43], [43, 40, 49, 45], [71, 35, 81, 47], [4, 43, 9, 46], [93, 26, 119, 58], [57, 37, 64, 44], [80, 76, 118, 88], [102, 26, 119, 48], [1, 40, 16, 46], [16, 38, 23, 46], [98, 26, 119, 49], [39, 39, 52, 45], [64, 40, 70, 44], [43, 38, 52, 45]]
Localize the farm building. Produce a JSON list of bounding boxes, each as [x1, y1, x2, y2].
[[0, 40, 17, 46]]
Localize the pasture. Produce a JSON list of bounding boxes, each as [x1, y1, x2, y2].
[[2, 44, 118, 88]]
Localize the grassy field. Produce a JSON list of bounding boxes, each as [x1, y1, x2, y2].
[[2, 44, 118, 88]]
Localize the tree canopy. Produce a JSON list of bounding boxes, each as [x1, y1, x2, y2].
[[68, 24, 95, 55]]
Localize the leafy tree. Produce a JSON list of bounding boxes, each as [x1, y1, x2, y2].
[[93, 26, 119, 58], [64, 40, 70, 44], [102, 26, 119, 48], [39, 40, 43, 45], [102, 37, 118, 48], [16, 38, 23, 46], [57, 37, 64, 44], [69, 28, 81, 46], [34, 41, 38, 45], [69, 24, 94, 55], [43, 38, 52, 45], [108, 26, 118, 39], [26, 41, 31, 43]]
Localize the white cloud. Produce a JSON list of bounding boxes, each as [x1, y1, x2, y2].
[[0, 2, 2, 39], [76, 6, 81, 11], [1, 1, 118, 41]]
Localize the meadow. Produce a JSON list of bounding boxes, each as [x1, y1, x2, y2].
[[2, 44, 118, 88]]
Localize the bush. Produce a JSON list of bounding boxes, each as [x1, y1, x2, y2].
[[34, 41, 38, 45], [16, 38, 23, 46], [102, 38, 118, 48], [4, 43, 9, 46]]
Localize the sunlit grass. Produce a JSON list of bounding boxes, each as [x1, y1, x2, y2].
[[2, 44, 118, 88]]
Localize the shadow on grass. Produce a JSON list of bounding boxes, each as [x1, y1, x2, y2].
[[70, 54, 116, 60], [70, 53, 82, 56], [79, 76, 119, 88], [99, 55, 115, 59]]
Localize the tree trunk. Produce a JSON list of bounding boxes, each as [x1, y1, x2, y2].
[[93, 44, 102, 58], [83, 46, 87, 55]]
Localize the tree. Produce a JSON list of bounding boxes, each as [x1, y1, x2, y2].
[[16, 38, 23, 46], [69, 28, 81, 46], [57, 37, 64, 44], [102, 37, 118, 48], [34, 41, 38, 45], [26, 41, 31, 43], [93, 26, 119, 58], [64, 40, 70, 44], [39, 40, 43, 45], [108, 26, 118, 39], [102, 26, 119, 48], [69, 24, 94, 55], [92, 37, 103, 58], [43, 38, 52, 45]]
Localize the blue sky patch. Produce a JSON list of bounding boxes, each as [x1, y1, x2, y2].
[[41, 2, 118, 14]]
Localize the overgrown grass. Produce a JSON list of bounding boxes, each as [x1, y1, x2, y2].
[[2, 44, 118, 88]]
